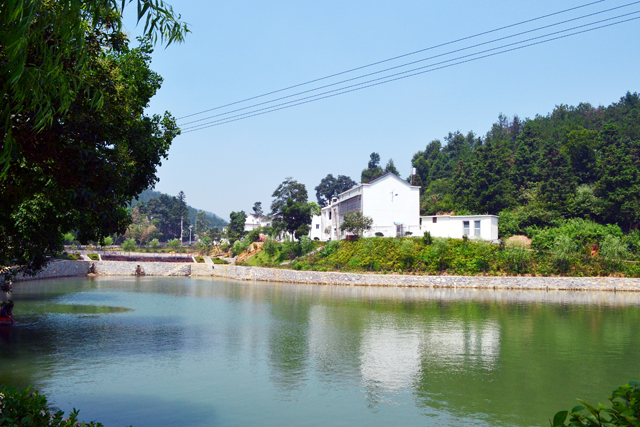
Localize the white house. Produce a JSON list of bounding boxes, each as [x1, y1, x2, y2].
[[420, 214, 499, 241], [244, 214, 271, 232], [316, 172, 421, 241]]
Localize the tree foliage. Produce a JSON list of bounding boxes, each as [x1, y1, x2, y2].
[[270, 177, 310, 236], [361, 152, 384, 183], [0, 0, 189, 176], [227, 211, 247, 244], [340, 211, 374, 237], [411, 93, 640, 234], [315, 174, 357, 205]]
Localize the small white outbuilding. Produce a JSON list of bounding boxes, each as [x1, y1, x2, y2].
[[419, 215, 499, 241]]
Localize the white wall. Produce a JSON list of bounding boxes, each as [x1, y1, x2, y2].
[[420, 215, 498, 241], [361, 174, 420, 238], [310, 215, 323, 240]]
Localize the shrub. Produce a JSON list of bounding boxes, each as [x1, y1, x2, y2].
[[281, 238, 300, 260], [62, 232, 75, 245], [422, 231, 433, 245], [551, 381, 639, 427], [263, 238, 280, 257], [212, 257, 229, 264], [232, 239, 248, 256], [320, 240, 341, 257], [299, 236, 315, 255], [194, 256, 205, 263], [551, 235, 577, 275], [0, 385, 106, 426], [87, 253, 99, 261], [121, 238, 137, 252], [168, 238, 181, 251], [600, 235, 629, 273], [102, 236, 114, 246], [501, 242, 532, 274], [531, 218, 623, 251], [149, 238, 160, 250], [220, 242, 230, 253]]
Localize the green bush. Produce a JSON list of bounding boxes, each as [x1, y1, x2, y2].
[[212, 257, 229, 264], [194, 256, 204, 263], [168, 238, 181, 251], [220, 242, 230, 253], [422, 231, 433, 245], [149, 238, 160, 250], [121, 238, 137, 252], [281, 238, 300, 260], [299, 236, 315, 255], [319, 240, 341, 257], [551, 381, 639, 427], [0, 385, 108, 426], [62, 232, 75, 245], [232, 239, 248, 256], [531, 218, 623, 251], [87, 253, 99, 261], [263, 238, 280, 257], [102, 236, 114, 246]]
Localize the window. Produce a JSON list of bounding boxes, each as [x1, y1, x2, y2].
[[329, 211, 332, 220], [432, 217, 437, 223], [463, 221, 470, 236], [316, 224, 319, 229], [474, 220, 481, 237]]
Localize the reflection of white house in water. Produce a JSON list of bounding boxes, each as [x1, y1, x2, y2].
[[360, 318, 500, 392], [420, 321, 501, 368]]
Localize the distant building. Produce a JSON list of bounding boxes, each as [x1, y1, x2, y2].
[[420, 214, 499, 241], [244, 214, 271, 232], [316, 172, 421, 241]]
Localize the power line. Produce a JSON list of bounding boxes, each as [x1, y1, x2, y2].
[[176, 0, 606, 121], [181, 14, 640, 133], [179, 2, 640, 128]]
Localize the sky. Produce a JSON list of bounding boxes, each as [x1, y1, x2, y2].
[[122, 0, 639, 220]]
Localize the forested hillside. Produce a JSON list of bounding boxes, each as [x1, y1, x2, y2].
[[412, 91, 640, 236], [134, 189, 227, 229]]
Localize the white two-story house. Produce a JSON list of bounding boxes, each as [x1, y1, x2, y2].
[[313, 172, 421, 240]]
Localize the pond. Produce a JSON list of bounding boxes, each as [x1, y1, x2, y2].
[[1, 277, 639, 427]]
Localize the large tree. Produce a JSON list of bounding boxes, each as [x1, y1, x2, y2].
[[1, 6, 187, 290], [315, 174, 357, 205], [361, 152, 384, 183], [270, 177, 312, 238]]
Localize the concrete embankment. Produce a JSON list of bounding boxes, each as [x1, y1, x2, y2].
[[13, 260, 640, 292]]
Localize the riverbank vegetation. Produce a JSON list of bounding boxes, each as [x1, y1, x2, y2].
[[0, 385, 109, 426], [259, 219, 640, 277], [551, 381, 639, 427]]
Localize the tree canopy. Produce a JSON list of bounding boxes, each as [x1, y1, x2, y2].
[[315, 174, 357, 205], [0, 1, 188, 290], [270, 177, 312, 239], [411, 92, 640, 235]]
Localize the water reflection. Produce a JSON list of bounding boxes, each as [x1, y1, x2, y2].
[[1, 277, 639, 427]]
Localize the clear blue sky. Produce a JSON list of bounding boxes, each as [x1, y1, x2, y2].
[[123, 0, 639, 220]]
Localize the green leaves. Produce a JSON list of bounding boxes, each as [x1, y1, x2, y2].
[[550, 382, 640, 427]]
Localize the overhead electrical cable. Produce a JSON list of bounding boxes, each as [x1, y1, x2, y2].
[[176, 0, 606, 121], [181, 14, 640, 133], [179, 2, 640, 128], [182, 16, 640, 133]]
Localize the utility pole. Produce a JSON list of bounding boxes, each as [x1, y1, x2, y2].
[[180, 216, 183, 246]]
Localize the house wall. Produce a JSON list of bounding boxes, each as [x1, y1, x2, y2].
[[361, 174, 420, 238], [420, 216, 499, 240], [310, 215, 323, 240]]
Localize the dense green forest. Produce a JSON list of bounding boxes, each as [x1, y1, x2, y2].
[[411, 91, 640, 236], [134, 189, 227, 229]]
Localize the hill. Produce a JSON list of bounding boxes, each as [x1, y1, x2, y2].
[[134, 189, 227, 228]]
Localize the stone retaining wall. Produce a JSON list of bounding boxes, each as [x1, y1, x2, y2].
[[205, 264, 640, 292], [13, 260, 640, 292], [92, 261, 191, 276], [14, 260, 91, 281]]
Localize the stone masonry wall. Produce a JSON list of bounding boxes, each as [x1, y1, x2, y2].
[[204, 264, 640, 292], [13, 260, 640, 292], [14, 260, 91, 281]]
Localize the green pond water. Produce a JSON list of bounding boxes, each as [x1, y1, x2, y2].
[[1, 276, 639, 427]]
